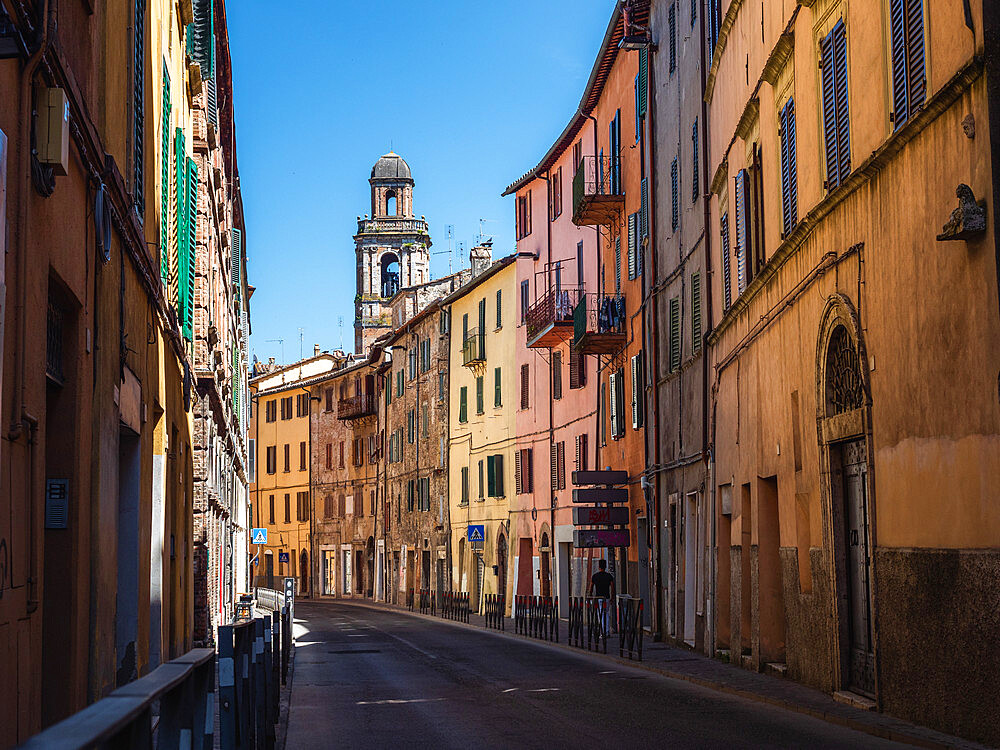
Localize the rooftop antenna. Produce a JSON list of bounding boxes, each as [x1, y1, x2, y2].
[[433, 224, 454, 276], [477, 218, 497, 244], [298, 328, 304, 360], [457, 241, 465, 269], [265, 338, 285, 363], [338, 316, 344, 351]]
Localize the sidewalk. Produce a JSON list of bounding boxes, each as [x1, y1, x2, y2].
[[336, 598, 987, 750]]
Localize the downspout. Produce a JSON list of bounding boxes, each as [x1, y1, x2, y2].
[[542, 170, 556, 599], [984, 0, 1000, 323], [643, 41, 664, 641], [699, 1, 717, 656], [587, 113, 601, 475]]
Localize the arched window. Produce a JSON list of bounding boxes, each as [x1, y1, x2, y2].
[[386, 190, 397, 216], [381, 253, 400, 298], [825, 325, 864, 416], [300, 550, 309, 594]]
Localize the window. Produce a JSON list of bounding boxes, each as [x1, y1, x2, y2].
[[614, 236, 622, 294], [487, 454, 505, 497], [549, 167, 563, 219], [439, 309, 450, 335], [385, 373, 393, 405], [692, 120, 699, 203], [296, 393, 309, 417], [671, 157, 679, 230], [283, 444, 290, 472], [890, 0, 925, 129], [325, 388, 333, 412], [268, 494, 275, 523], [515, 448, 534, 494], [576, 241, 585, 287], [339, 440, 345, 468], [494, 367, 502, 407], [573, 140, 582, 171], [575, 434, 589, 473], [284, 493, 291, 524], [569, 348, 586, 389], [779, 98, 798, 235], [550, 442, 565, 490], [265, 400, 276, 422], [408, 349, 417, 380], [496, 290, 503, 329], [609, 110, 621, 194], [299, 441, 306, 471], [721, 212, 732, 310], [520, 364, 529, 410], [609, 368, 626, 439], [421, 403, 429, 437], [296, 491, 310, 522], [516, 190, 532, 239], [668, 3, 677, 75], [821, 20, 851, 191], [691, 0, 697, 25], [407, 480, 415, 512], [461, 466, 469, 505], [438, 371, 445, 400], [478, 460, 484, 500], [734, 169, 749, 294], [669, 297, 681, 372], [132, 0, 145, 212], [282, 396, 293, 420], [339, 494, 346, 518], [691, 273, 703, 354], [266, 446, 276, 474], [478, 297, 486, 333], [630, 352, 645, 429], [396, 369, 403, 397], [325, 443, 332, 470], [475, 376, 484, 414], [520, 280, 530, 323], [459, 386, 468, 423], [599, 382, 607, 446], [407, 409, 415, 443], [709, 0, 721, 52], [552, 351, 563, 400]]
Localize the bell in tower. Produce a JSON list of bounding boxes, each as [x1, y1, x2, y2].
[[353, 153, 432, 354]]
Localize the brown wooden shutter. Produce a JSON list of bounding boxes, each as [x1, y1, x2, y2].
[[557, 441, 565, 490], [552, 351, 563, 400], [580, 433, 589, 472], [550, 444, 558, 490], [525, 449, 534, 493], [520, 364, 529, 409], [515, 450, 522, 495]]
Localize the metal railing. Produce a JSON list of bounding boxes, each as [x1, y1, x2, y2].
[[572, 154, 622, 221], [438, 591, 470, 622], [337, 392, 377, 420], [484, 593, 505, 631], [617, 596, 644, 661], [462, 329, 485, 365], [525, 287, 581, 346], [568, 597, 610, 654], [357, 217, 430, 235], [418, 589, 436, 615], [572, 293, 627, 346], [406, 588, 415, 611], [255, 586, 283, 612], [513, 595, 559, 642]]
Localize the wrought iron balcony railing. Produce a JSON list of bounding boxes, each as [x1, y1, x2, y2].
[[572, 155, 624, 226], [573, 293, 627, 354], [338, 392, 377, 420], [462, 329, 486, 366], [525, 286, 582, 348]]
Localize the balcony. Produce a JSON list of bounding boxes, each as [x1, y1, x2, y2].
[[525, 287, 581, 349], [572, 155, 624, 226], [573, 293, 627, 355], [338, 393, 377, 420], [356, 217, 430, 236], [462, 329, 486, 366]]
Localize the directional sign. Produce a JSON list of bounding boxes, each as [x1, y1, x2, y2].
[[572, 488, 629, 504], [574, 529, 630, 548], [573, 506, 631, 526], [572, 470, 629, 486], [251, 527, 268, 545], [467, 525, 485, 543]]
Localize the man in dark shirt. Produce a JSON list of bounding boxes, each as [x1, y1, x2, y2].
[[589, 559, 615, 635]]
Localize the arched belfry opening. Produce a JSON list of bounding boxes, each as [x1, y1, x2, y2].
[[815, 295, 877, 700], [385, 189, 398, 217], [380, 253, 400, 298]]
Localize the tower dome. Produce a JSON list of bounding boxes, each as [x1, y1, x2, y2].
[[370, 152, 413, 182]]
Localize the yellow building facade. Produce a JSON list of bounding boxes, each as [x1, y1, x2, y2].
[[447, 257, 517, 612]]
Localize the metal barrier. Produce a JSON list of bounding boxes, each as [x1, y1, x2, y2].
[[255, 586, 284, 612], [418, 588, 435, 615], [406, 588, 415, 611], [484, 593, 505, 631], [617, 596, 644, 661], [567, 597, 609, 653], [438, 590, 469, 622], [513, 595, 559, 642], [280, 605, 291, 685], [20, 648, 216, 749], [568, 596, 585, 647]]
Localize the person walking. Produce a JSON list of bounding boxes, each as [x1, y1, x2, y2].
[[588, 558, 615, 637]]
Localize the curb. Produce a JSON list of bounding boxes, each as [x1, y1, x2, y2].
[[329, 599, 984, 750]]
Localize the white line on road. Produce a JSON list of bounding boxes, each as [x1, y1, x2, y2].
[[501, 688, 518, 693], [356, 698, 446, 706], [376, 629, 439, 659], [599, 671, 616, 674], [527, 688, 560, 692]]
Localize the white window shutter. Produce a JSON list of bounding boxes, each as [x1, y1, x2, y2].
[[631, 355, 639, 429], [609, 372, 618, 437]]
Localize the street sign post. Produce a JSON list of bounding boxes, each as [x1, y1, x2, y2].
[[571, 488, 629, 504], [251, 527, 268, 545], [572, 470, 629, 486], [468, 524, 485, 551], [574, 529, 630, 548], [572, 506, 631, 526]]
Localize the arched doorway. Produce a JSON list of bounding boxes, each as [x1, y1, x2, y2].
[[366, 537, 375, 598], [817, 297, 876, 698], [299, 550, 309, 597], [380, 253, 400, 298], [539, 531, 551, 598], [497, 532, 509, 606]]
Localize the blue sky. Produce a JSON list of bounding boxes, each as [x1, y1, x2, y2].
[[228, 0, 614, 363]]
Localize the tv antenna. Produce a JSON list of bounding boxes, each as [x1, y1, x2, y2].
[[338, 316, 344, 351], [433, 224, 455, 276], [265, 338, 285, 363], [298, 328, 304, 360], [477, 218, 497, 244]]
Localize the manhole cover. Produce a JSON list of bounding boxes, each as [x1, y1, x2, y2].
[[328, 649, 382, 654]]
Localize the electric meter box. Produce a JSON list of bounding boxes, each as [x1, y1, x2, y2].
[[36, 87, 69, 176]]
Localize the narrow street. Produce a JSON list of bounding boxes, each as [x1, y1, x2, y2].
[[286, 601, 906, 749]]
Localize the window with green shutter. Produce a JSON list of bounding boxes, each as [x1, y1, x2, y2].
[[475, 376, 484, 415], [669, 296, 681, 372], [174, 129, 187, 324], [160, 64, 171, 286], [133, 0, 145, 214], [183, 157, 198, 339], [691, 273, 702, 354], [627, 213, 637, 280], [494, 367, 502, 407], [459, 386, 467, 423]]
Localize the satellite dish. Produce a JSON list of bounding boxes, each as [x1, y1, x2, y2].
[[95, 183, 112, 262]]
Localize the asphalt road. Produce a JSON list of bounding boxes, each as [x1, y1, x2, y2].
[[285, 600, 906, 749]]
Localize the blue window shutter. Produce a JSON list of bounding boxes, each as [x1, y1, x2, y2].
[[670, 158, 679, 230], [821, 29, 839, 190], [614, 236, 622, 293], [721, 212, 732, 310], [833, 21, 851, 184], [906, 0, 926, 113], [691, 0, 697, 26], [786, 99, 797, 232], [735, 170, 747, 294], [889, 0, 908, 126]]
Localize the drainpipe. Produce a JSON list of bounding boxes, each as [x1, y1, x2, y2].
[[984, 0, 1000, 323], [643, 39, 663, 641], [541, 170, 557, 600], [699, 0, 717, 657]]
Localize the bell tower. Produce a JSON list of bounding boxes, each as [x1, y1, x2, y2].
[[354, 153, 432, 354]]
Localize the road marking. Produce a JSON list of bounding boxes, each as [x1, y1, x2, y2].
[[356, 698, 446, 706], [599, 670, 616, 674], [527, 688, 560, 693], [377, 629, 439, 659], [348, 634, 368, 637], [501, 688, 518, 693]]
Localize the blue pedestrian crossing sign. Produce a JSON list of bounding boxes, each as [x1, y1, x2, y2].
[[467, 525, 485, 543], [251, 528, 267, 545]]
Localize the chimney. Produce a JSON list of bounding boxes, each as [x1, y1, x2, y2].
[[469, 238, 493, 277], [314, 343, 321, 356]]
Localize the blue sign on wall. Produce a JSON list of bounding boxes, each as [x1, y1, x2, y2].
[[279, 551, 290, 563], [251, 528, 267, 545], [467, 525, 485, 543]]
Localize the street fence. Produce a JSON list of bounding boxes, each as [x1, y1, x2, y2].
[[568, 597, 609, 654], [617, 596, 644, 661], [419, 589, 435, 615], [255, 587, 283, 612], [513, 595, 559, 642], [483, 593, 505, 631], [406, 588, 415, 611], [438, 591, 470, 622]]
